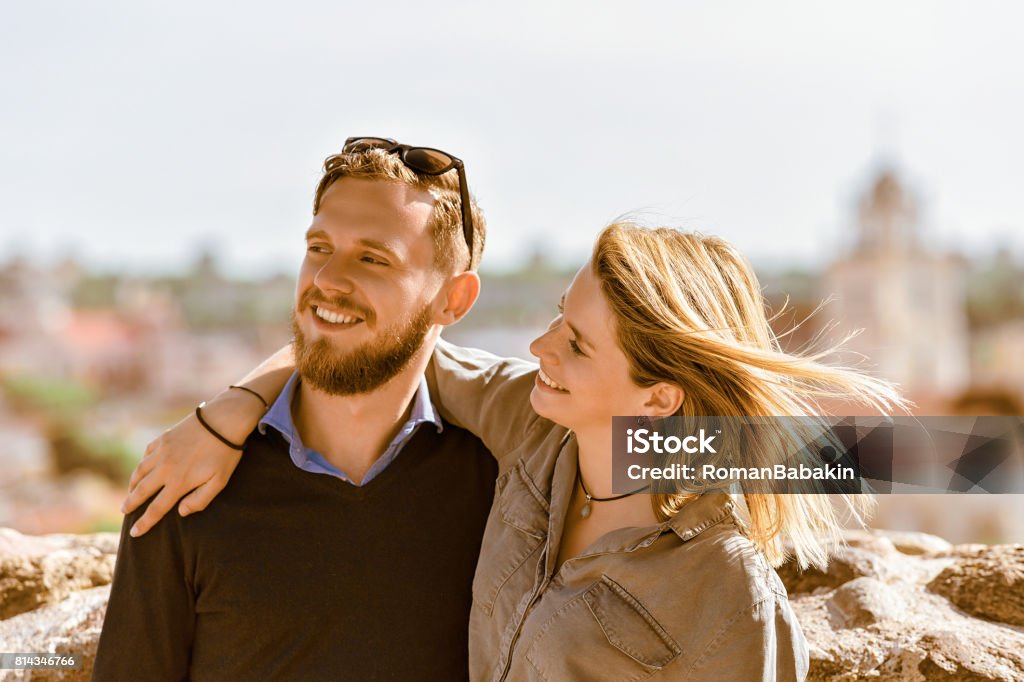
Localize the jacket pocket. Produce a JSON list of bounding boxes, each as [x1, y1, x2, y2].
[[524, 576, 682, 681], [471, 461, 548, 616], [584, 576, 682, 668]]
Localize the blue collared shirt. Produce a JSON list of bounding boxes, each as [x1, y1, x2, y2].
[[257, 372, 443, 485]]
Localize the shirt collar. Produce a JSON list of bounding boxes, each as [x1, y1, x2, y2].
[[410, 373, 444, 434], [257, 371, 302, 442], [257, 372, 443, 442]]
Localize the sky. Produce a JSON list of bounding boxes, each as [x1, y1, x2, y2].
[[1, 0, 1022, 276]]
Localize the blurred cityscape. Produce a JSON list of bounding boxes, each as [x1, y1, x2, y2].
[[1, 166, 1022, 542]]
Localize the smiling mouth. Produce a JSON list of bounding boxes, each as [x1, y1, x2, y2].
[[313, 306, 364, 326], [537, 368, 569, 392]]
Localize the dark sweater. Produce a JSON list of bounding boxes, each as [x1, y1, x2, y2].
[[93, 421, 497, 681]]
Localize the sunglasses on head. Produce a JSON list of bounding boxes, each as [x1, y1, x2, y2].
[[342, 136, 475, 270]]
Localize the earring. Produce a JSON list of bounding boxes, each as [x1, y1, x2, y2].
[[637, 416, 648, 427]]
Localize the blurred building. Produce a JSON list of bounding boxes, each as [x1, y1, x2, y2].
[[0, 255, 293, 402], [824, 169, 970, 402]]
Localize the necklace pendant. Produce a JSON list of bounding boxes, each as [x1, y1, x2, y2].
[[580, 501, 592, 519]]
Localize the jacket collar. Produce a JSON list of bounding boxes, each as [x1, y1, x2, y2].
[[587, 492, 737, 556], [665, 492, 736, 542]]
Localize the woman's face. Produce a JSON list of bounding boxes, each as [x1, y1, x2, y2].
[[529, 261, 657, 432]]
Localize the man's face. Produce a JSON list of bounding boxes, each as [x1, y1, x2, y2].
[[292, 177, 442, 395]]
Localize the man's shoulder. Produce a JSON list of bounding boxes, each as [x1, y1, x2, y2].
[[226, 426, 316, 491], [435, 417, 488, 447], [425, 417, 496, 462], [140, 429, 302, 531], [412, 418, 498, 481]]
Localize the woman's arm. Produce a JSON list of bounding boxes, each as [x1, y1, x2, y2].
[[427, 338, 544, 465], [122, 344, 295, 537]]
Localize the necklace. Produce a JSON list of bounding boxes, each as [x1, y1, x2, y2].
[[576, 467, 650, 519]]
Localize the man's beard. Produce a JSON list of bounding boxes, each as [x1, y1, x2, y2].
[[291, 299, 433, 396]]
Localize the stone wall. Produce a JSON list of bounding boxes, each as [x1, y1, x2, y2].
[[0, 527, 1022, 680], [780, 531, 1024, 680], [0, 529, 116, 681]]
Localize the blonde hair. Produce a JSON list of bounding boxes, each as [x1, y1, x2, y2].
[[592, 222, 908, 570], [313, 147, 485, 272]]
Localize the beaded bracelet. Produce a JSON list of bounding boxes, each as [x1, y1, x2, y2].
[[195, 402, 245, 450]]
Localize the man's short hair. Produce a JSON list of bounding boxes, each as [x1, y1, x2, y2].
[[313, 148, 486, 273]]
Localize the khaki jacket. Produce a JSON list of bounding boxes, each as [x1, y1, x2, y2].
[[430, 340, 809, 682]]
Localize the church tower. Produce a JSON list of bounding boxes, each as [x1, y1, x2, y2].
[[825, 168, 969, 401], [856, 170, 919, 254]]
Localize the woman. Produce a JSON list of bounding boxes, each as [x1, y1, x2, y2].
[[125, 223, 904, 680]]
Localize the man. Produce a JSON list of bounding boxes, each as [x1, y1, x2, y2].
[[93, 139, 498, 680]]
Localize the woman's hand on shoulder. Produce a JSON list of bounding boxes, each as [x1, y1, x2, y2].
[[122, 346, 293, 536], [122, 408, 244, 537]]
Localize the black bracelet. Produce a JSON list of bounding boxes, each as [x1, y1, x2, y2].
[[228, 384, 270, 410], [195, 402, 245, 450]]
